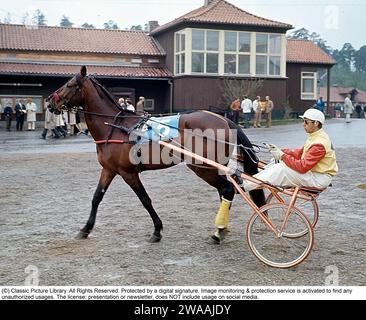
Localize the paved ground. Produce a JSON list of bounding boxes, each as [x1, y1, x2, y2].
[[0, 118, 365, 286]]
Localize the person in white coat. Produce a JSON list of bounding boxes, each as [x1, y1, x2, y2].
[[241, 95, 253, 128], [26, 97, 37, 131], [343, 94, 354, 123], [252, 96, 261, 128]]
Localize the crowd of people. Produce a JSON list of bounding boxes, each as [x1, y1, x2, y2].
[[117, 96, 145, 114], [230, 95, 274, 128], [229, 93, 366, 128], [0, 97, 88, 139], [1, 95, 148, 136], [316, 94, 366, 122]]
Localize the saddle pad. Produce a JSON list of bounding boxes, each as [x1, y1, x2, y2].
[[136, 115, 180, 143]]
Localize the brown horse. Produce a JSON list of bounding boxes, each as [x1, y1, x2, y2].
[[47, 66, 265, 243]]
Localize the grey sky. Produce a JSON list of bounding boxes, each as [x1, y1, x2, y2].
[[0, 0, 364, 50]]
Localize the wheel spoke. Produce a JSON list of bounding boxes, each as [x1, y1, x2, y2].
[[247, 203, 314, 268]]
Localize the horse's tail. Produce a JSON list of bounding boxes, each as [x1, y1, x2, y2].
[[226, 119, 266, 207]]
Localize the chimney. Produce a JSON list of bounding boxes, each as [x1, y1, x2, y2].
[[148, 20, 159, 32], [204, 0, 214, 6]]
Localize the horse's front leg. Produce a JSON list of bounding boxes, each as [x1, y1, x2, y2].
[[76, 168, 116, 239], [121, 171, 163, 243]]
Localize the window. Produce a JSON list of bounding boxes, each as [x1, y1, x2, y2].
[[256, 34, 282, 76], [191, 29, 219, 74], [175, 32, 186, 74], [223, 31, 251, 75], [144, 99, 155, 111], [301, 72, 317, 100], [176, 28, 284, 77]]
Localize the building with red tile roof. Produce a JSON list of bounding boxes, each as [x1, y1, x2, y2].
[[0, 0, 335, 117]]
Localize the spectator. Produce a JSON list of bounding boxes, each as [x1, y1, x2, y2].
[[118, 98, 126, 109], [355, 103, 362, 118], [26, 97, 37, 131], [343, 94, 354, 123], [3, 102, 13, 131], [363, 104, 366, 119], [136, 96, 145, 114], [315, 97, 325, 113], [241, 95, 253, 128], [230, 98, 241, 124], [125, 99, 135, 112], [41, 102, 61, 139], [334, 102, 343, 118], [15, 99, 26, 131], [264, 96, 274, 128], [68, 109, 77, 135], [253, 96, 261, 128]]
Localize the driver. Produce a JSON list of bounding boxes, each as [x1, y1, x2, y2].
[[242, 108, 338, 191]]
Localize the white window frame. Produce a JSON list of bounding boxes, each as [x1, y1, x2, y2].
[[255, 33, 282, 76], [175, 31, 186, 75], [301, 72, 317, 100], [190, 29, 220, 75], [223, 31, 251, 75], [174, 28, 286, 77]]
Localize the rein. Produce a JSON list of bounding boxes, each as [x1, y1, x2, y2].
[[51, 74, 267, 159]]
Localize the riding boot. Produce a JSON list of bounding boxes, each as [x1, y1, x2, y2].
[[41, 128, 48, 139], [56, 126, 67, 137], [211, 197, 232, 244], [52, 129, 61, 138]]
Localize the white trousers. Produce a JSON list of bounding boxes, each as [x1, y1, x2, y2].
[[28, 121, 35, 130], [244, 161, 332, 191], [345, 113, 351, 122]]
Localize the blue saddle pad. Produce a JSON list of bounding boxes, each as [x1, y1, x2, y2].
[[136, 115, 180, 143]]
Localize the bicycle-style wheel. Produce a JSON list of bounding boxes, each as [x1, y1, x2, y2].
[[266, 192, 319, 238], [246, 203, 314, 268]]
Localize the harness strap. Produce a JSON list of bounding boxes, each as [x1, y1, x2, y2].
[[95, 140, 133, 145]]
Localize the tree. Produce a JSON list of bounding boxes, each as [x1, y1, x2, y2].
[[288, 28, 332, 54], [81, 22, 96, 29], [354, 46, 366, 73], [288, 28, 311, 40], [103, 20, 119, 29], [333, 43, 355, 71], [21, 12, 30, 25], [3, 12, 12, 24], [218, 77, 263, 108], [60, 15, 74, 27], [32, 9, 47, 26], [130, 25, 143, 31]]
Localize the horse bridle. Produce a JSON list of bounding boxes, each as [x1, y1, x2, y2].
[[48, 74, 87, 112]]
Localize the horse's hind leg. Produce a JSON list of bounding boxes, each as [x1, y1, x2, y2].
[[187, 165, 235, 243], [76, 168, 116, 239], [121, 171, 163, 243]]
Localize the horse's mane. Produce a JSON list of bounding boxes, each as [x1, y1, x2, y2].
[[88, 76, 136, 115]]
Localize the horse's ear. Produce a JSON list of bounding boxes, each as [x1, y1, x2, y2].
[[80, 66, 87, 78]]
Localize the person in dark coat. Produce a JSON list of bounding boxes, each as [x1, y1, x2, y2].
[[15, 99, 26, 131], [355, 104, 362, 118], [3, 103, 13, 131]]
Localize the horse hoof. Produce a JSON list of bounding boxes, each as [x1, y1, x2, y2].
[[210, 234, 221, 244], [149, 234, 162, 243], [75, 231, 89, 240]]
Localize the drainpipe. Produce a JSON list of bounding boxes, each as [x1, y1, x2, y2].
[[168, 79, 173, 114], [327, 66, 331, 116]]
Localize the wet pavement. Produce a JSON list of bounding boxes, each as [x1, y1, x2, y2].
[[245, 118, 366, 149], [0, 118, 365, 286], [0, 118, 365, 155]]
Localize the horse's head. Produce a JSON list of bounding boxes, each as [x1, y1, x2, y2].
[[47, 66, 88, 114]]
